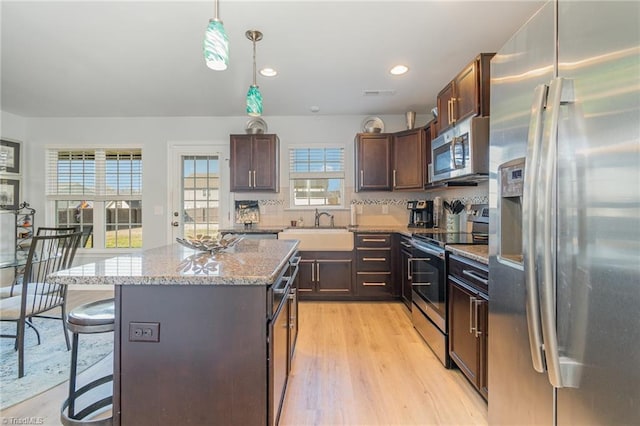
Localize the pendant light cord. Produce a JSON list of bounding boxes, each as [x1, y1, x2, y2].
[[214, 0, 220, 21], [252, 38, 257, 86]]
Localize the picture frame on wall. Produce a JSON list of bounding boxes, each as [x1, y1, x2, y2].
[[0, 139, 21, 174], [0, 178, 20, 210]]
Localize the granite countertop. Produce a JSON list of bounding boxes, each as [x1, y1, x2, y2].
[[446, 244, 489, 265], [49, 239, 299, 286], [218, 226, 284, 234]]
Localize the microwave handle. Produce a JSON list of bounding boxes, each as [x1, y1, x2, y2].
[[450, 136, 464, 169], [450, 138, 457, 169]]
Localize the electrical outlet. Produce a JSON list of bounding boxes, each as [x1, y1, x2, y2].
[[382, 204, 389, 215], [129, 322, 160, 342]]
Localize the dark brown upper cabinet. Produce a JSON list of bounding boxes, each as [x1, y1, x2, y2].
[[393, 128, 425, 190], [230, 134, 279, 192], [355, 133, 393, 191], [436, 53, 494, 135]]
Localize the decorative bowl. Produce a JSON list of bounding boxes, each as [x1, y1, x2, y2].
[[176, 234, 243, 253]]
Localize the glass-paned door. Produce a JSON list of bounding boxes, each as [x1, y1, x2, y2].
[[169, 144, 229, 243], [181, 155, 220, 239]]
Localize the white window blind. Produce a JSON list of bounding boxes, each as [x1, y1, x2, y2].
[[47, 149, 142, 198], [289, 147, 345, 207], [47, 148, 143, 249], [289, 147, 344, 178]]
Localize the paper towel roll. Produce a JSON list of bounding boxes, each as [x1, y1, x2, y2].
[[350, 204, 357, 226]]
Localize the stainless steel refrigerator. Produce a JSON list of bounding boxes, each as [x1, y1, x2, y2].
[[488, 1, 639, 424]]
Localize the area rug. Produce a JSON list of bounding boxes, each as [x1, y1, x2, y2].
[[0, 317, 113, 409]]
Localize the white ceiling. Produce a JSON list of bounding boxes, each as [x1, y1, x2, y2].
[[1, 0, 544, 118]]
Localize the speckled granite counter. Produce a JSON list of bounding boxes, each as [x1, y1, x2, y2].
[[49, 239, 299, 286], [446, 244, 489, 265], [218, 226, 284, 234]]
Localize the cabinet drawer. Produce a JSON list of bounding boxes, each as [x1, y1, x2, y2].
[[356, 233, 391, 248], [356, 272, 392, 296], [356, 249, 391, 272], [449, 254, 488, 293]]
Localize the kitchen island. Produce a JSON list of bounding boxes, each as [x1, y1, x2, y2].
[[50, 239, 300, 426]]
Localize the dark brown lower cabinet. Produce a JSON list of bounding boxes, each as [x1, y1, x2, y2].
[[448, 254, 488, 400], [114, 259, 298, 425], [398, 235, 413, 309], [297, 251, 353, 300]]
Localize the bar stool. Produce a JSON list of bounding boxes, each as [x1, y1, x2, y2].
[[61, 298, 115, 426]]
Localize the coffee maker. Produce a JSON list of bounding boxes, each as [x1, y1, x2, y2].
[[407, 200, 434, 228]]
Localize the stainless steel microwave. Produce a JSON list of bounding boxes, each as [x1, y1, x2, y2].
[[430, 116, 490, 183]]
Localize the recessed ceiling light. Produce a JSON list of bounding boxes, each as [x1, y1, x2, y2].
[[260, 67, 277, 77], [310, 106, 320, 113], [390, 65, 409, 75]]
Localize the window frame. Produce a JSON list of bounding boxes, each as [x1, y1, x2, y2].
[[288, 145, 345, 210], [46, 146, 143, 252]]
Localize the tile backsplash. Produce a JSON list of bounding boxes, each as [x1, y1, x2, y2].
[[236, 181, 488, 228]]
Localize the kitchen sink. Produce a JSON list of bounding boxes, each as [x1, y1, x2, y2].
[[278, 228, 353, 251]]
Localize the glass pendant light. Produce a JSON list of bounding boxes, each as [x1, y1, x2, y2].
[[203, 0, 229, 71], [246, 30, 263, 116]]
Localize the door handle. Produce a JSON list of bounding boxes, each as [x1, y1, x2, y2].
[[474, 299, 482, 338], [469, 296, 476, 334], [538, 77, 574, 388], [393, 169, 397, 188], [171, 221, 179, 227], [523, 83, 548, 374]]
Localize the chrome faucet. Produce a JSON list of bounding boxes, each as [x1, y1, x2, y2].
[[314, 208, 334, 227]]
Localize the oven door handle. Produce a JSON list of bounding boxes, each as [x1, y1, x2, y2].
[[411, 282, 432, 286], [273, 276, 291, 296], [410, 244, 445, 259]]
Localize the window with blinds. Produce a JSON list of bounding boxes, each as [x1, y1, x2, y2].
[[289, 147, 344, 207], [47, 149, 142, 249]]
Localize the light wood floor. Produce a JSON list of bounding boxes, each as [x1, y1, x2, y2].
[[2, 295, 488, 426], [280, 302, 487, 426]]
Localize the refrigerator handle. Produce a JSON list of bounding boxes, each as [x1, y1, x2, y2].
[[523, 83, 548, 374], [538, 77, 573, 388]]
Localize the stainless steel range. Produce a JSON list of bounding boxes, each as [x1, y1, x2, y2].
[[410, 205, 488, 367]]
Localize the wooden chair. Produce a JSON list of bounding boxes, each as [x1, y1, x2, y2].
[[0, 231, 82, 377]]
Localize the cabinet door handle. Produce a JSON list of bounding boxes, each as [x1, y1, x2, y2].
[[360, 170, 364, 185], [448, 99, 453, 125], [407, 258, 412, 280], [253, 170, 257, 187], [311, 263, 315, 281], [400, 242, 412, 249], [469, 296, 476, 334], [475, 300, 482, 338], [362, 257, 386, 262], [248, 170, 253, 188], [451, 97, 457, 124], [362, 282, 386, 286], [393, 169, 397, 188], [316, 263, 320, 282], [362, 238, 386, 243]]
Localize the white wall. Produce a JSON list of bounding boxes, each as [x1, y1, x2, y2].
[[1, 111, 28, 285], [22, 113, 436, 249], [12, 111, 487, 253], [0, 110, 488, 285]]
